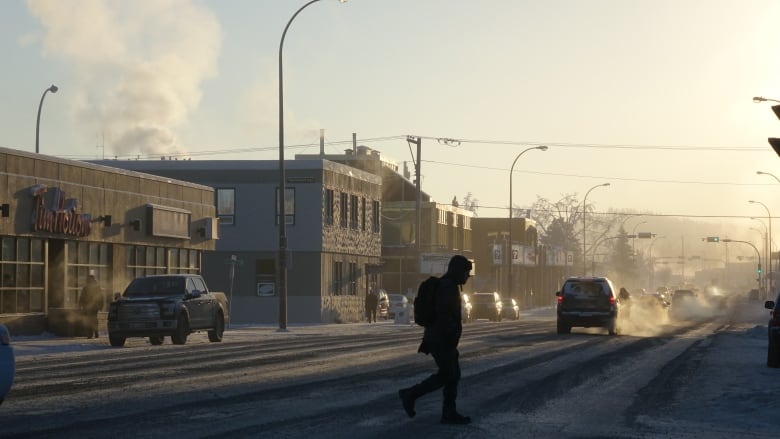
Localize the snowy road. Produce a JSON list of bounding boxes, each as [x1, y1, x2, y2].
[[0, 300, 776, 438]]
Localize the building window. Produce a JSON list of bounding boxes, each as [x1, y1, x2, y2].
[[350, 195, 359, 229], [169, 248, 200, 274], [276, 187, 296, 225], [1, 237, 46, 314], [372, 200, 380, 233], [332, 261, 343, 295], [325, 189, 335, 225], [216, 188, 236, 225], [67, 241, 111, 310], [340, 193, 348, 228], [348, 262, 357, 295], [361, 197, 367, 231]]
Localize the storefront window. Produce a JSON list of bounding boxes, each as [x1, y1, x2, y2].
[[66, 242, 111, 310], [1, 237, 46, 314]]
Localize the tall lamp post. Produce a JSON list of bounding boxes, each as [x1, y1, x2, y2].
[[507, 145, 547, 299], [749, 200, 773, 297], [648, 235, 666, 290], [757, 171, 780, 295], [582, 183, 610, 275], [278, 0, 345, 330], [35, 84, 58, 154]]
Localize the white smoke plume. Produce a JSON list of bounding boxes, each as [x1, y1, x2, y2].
[[26, 0, 222, 157]]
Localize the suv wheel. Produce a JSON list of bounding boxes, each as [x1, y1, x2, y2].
[[607, 318, 618, 336], [109, 334, 126, 347]]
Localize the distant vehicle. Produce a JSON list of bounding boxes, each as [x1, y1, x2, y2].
[[764, 294, 780, 368], [387, 294, 408, 320], [0, 324, 14, 405], [461, 293, 473, 323], [471, 292, 502, 321], [556, 276, 621, 335], [107, 274, 229, 347], [669, 289, 698, 320], [500, 298, 520, 320], [376, 289, 389, 319]]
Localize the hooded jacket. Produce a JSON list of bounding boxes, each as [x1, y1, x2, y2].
[[418, 255, 471, 354]]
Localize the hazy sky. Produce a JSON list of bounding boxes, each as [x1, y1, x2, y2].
[[3, 0, 780, 238]]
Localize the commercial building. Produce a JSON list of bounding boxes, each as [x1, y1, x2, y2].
[[90, 158, 383, 325], [0, 147, 217, 335]]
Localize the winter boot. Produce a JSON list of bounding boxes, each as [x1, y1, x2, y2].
[[441, 401, 471, 425], [398, 388, 416, 418]]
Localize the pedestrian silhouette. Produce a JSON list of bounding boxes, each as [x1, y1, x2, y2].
[[79, 274, 103, 338], [399, 254, 473, 424], [365, 289, 378, 323]]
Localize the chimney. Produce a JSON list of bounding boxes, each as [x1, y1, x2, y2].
[[352, 132, 357, 155], [319, 129, 325, 156]]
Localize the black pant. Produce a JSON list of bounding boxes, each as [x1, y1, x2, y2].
[[366, 308, 377, 322], [409, 348, 461, 413]]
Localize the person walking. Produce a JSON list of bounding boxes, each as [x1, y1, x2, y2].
[[365, 289, 378, 323], [79, 274, 103, 338], [398, 254, 473, 425]]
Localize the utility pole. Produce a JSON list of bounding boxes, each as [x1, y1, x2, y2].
[[407, 136, 422, 271]]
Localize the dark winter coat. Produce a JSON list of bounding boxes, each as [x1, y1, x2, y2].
[[418, 255, 471, 354], [79, 278, 103, 313]]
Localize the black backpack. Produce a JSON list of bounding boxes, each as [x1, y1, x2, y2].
[[414, 276, 440, 327]]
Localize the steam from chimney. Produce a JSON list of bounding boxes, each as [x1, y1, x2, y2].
[[26, 0, 222, 157]]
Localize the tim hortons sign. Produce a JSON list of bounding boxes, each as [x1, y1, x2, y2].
[[30, 184, 92, 237]]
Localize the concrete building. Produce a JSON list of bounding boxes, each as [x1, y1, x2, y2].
[[0, 147, 216, 335], [90, 159, 383, 325]]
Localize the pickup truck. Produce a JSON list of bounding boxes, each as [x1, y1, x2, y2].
[[107, 274, 229, 347]]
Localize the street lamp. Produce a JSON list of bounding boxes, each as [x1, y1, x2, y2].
[[749, 200, 773, 296], [750, 222, 768, 293], [754, 96, 780, 104], [582, 183, 610, 275], [648, 235, 666, 289], [278, 0, 346, 331], [35, 84, 58, 154], [507, 145, 547, 300]]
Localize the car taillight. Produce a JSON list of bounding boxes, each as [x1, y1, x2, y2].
[[609, 296, 616, 305], [557, 295, 563, 304]]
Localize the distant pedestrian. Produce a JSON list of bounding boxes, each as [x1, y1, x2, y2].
[[398, 254, 473, 425], [79, 274, 103, 338], [365, 289, 378, 323]]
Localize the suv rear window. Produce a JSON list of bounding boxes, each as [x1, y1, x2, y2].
[[563, 281, 608, 296]]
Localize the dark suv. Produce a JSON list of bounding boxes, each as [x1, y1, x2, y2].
[[764, 294, 780, 367], [470, 292, 503, 321], [556, 276, 620, 335]]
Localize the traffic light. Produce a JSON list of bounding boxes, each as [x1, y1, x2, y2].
[[706, 236, 720, 242], [758, 264, 763, 275]]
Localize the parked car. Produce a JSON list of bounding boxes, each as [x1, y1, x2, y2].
[[376, 289, 389, 319], [470, 292, 502, 321], [462, 293, 473, 323], [387, 294, 409, 320], [500, 298, 520, 320], [764, 294, 780, 368], [0, 324, 14, 406], [556, 276, 621, 335]]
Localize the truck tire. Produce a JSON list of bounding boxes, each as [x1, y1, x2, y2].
[[171, 314, 189, 345], [109, 334, 126, 347], [149, 336, 164, 345], [208, 312, 225, 342]]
